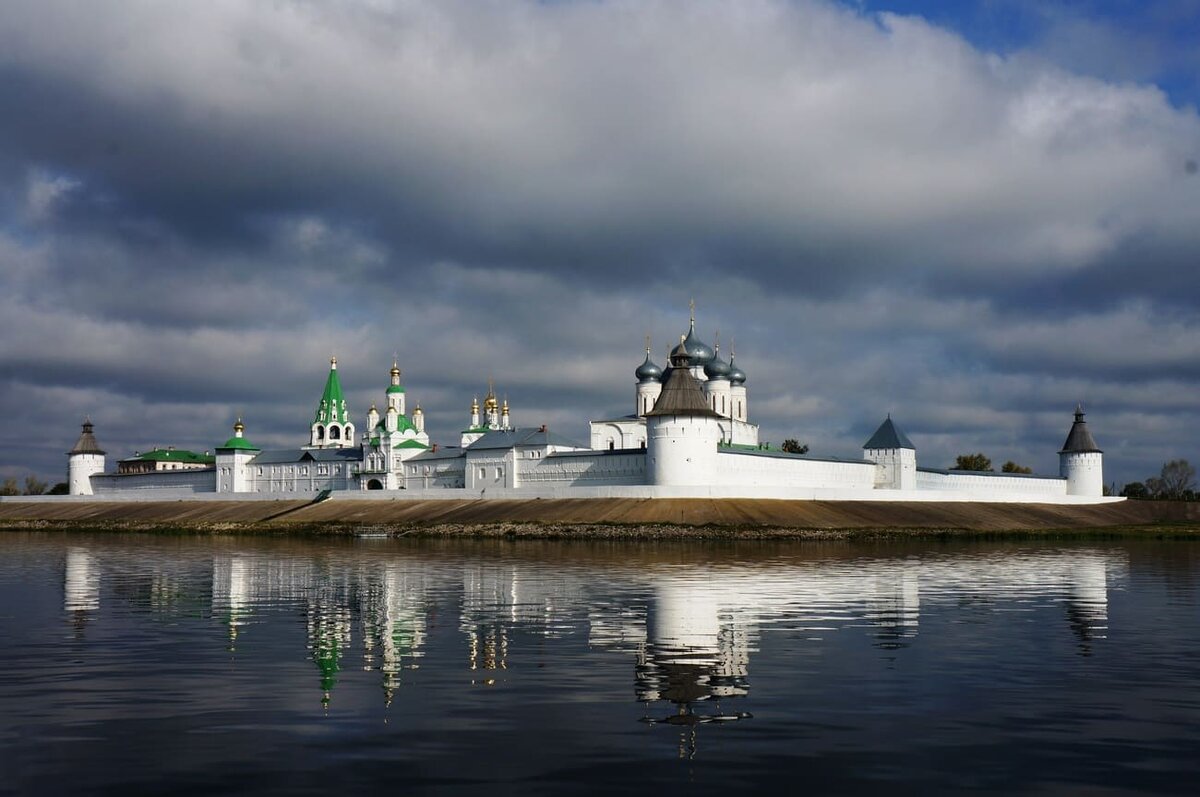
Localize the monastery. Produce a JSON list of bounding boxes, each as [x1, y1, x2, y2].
[[66, 309, 1113, 504]]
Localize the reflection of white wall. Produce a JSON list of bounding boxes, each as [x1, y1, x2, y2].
[[651, 582, 722, 653], [627, 551, 1117, 653], [1068, 560, 1110, 627], [212, 556, 249, 614], [64, 547, 99, 612]]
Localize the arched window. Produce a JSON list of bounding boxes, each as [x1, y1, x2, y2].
[[329, 425, 341, 440], [316, 425, 325, 440], [608, 440, 615, 451]]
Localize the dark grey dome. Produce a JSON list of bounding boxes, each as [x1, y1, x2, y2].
[[704, 350, 731, 380], [635, 351, 663, 382], [728, 352, 746, 385], [682, 321, 714, 366]]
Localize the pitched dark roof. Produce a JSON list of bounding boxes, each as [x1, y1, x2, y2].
[[645, 365, 723, 418], [251, 448, 363, 465], [467, 427, 587, 451], [862, 416, 915, 450], [1060, 406, 1102, 453], [407, 447, 467, 462], [68, 420, 105, 455]]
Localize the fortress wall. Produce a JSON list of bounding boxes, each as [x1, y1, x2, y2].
[[916, 470, 1068, 497], [716, 451, 876, 490], [520, 452, 647, 486], [92, 469, 217, 495]]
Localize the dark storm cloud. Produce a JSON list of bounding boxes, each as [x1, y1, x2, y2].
[[1, 0, 1198, 490]]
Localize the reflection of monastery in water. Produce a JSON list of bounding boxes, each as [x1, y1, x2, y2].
[[65, 546, 1120, 710]]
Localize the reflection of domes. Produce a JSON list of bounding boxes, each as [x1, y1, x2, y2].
[[636, 351, 663, 382]]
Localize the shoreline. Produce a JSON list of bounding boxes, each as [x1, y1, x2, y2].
[[2, 497, 1198, 539]]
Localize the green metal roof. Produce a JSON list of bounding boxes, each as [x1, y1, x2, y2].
[[394, 439, 429, 449], [386, 385, 406, 394], [314, 362, 350, 425], [375, 414, 417, 433], [125, 448, 215, 464], [218, 436, 259, 451]]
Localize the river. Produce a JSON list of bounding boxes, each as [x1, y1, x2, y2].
[[1, 532, 1198, 794]]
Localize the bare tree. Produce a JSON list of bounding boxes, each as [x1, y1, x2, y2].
[[23, 475, 48, 496], [0, 478, 18, 496], [1146, 460, 1196, 500]]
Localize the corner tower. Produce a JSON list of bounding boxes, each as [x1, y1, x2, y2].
[[863, 416, 916, 490], [67, 418, 106, 495], [309, 357, 356, 448], [645, 337, 724, 486], [1059, 405, 1103, 497]]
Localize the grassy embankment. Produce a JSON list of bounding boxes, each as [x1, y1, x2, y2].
[[1, 497, 1199, 539]]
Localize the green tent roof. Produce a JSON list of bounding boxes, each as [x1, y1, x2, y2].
[[314, 361, 350, 424]]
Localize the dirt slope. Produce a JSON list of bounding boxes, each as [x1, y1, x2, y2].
[[2, 496, 1198, 531]]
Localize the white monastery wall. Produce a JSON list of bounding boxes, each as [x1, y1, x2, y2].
[[92, 469, 217, 495], [716, 452, 877, 490], [916, 470, 1068, 497], [519, 451, 648, 486]]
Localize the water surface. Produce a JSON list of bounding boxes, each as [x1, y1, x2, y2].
[[2, 532, 1198, 795]]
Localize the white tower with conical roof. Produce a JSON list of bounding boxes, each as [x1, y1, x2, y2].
[[863, 416, 917, 490], [646, 338, 724, 486], [1059, 405, 1103, 497], [67, 418, 106, 495]]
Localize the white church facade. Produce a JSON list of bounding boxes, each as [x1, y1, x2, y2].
[[65, 310, 1116, 504]]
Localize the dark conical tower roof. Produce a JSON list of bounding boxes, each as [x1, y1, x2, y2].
[[69, 418, 105, 456], [646, 337, 722, 418], [863, 416, 915, 450], [1059, 404, 1101, 454]]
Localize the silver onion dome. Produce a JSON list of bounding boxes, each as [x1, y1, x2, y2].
[[728, 352, 747, 385], [635, 350, 663, 382], [704, 349, 732, 380], [682, 320, 714, 366]]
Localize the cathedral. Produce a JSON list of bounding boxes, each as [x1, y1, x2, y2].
[[64, 307, 1113, 504]]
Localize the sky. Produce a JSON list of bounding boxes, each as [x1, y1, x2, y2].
[[1, 0, 1198, 490]]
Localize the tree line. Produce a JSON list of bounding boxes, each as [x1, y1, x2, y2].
[[949, 453, 1032, 474], [0, 475, 67, 496], [1120, 460, 1196, 501]]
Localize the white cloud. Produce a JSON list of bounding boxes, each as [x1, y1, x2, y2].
[[25, 169, 80, 221]]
